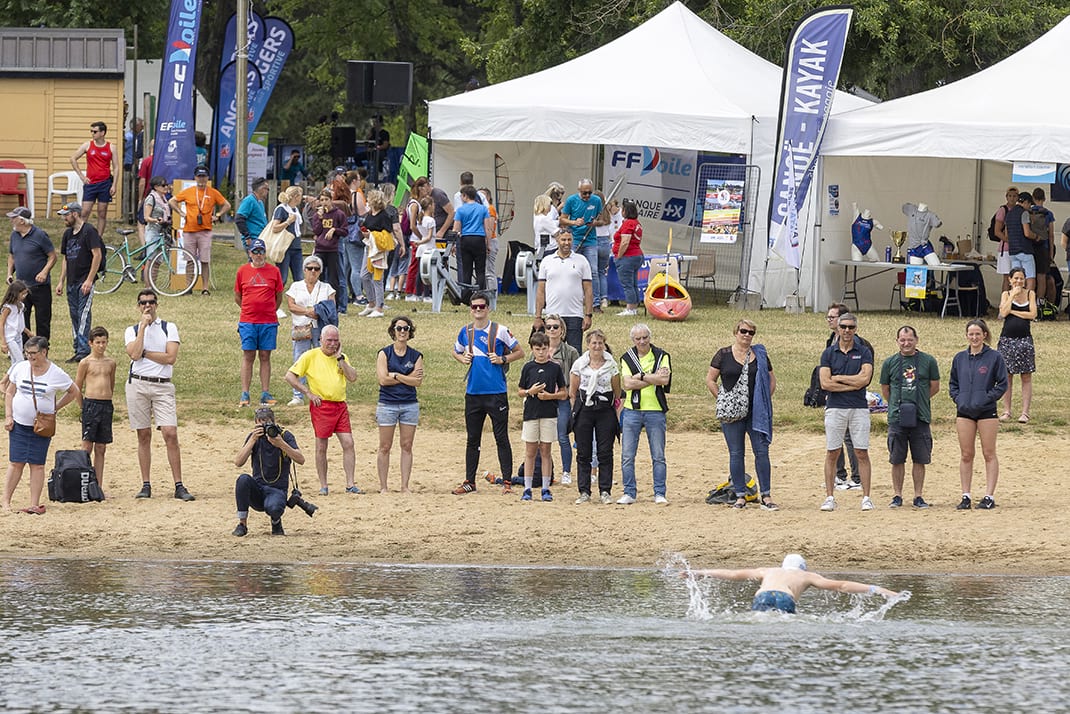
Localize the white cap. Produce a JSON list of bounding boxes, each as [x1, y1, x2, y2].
[[782, 554, 807, 571]]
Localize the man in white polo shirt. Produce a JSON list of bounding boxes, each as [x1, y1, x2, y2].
[[125, 288, 193, 501], [533, 231, 593, 353]]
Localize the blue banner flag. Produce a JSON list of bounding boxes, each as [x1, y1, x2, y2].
[[152, 0, 204, 183], [213, 15, 294, 183], [768, 5, 853, 269]]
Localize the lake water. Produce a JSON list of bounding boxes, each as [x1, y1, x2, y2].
[[1, 557, 1067, 713]]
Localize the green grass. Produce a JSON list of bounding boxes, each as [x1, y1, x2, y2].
[[31, 216, 1065, 435]]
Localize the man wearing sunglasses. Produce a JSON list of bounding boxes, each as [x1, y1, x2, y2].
[[234, 239, 285, 407], [125, 289, 194, 501], [818, 313, 874, 512]]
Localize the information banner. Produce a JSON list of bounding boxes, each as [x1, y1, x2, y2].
[[700, 178, 746, 244], [905, 266, 928, 299], [603, 145, 697, 224]]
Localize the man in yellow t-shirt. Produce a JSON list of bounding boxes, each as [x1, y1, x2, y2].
[[284, 325, 362, 496], [618, 323, 671, 505], [168, 166, 230, 295]]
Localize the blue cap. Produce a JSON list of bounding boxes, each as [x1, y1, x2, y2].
[[249, 239, 266, 253]]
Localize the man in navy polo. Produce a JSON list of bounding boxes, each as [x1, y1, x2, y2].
[[818, 312, 874, 512]]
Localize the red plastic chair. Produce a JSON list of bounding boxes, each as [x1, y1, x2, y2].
[[0, 160, 29, 207]]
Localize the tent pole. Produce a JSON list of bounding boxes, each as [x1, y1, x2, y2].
[[973, 159, 983, 252]]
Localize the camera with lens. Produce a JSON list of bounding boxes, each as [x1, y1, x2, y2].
[[286, 488, 318, 517], [262, 422, 282, 439]]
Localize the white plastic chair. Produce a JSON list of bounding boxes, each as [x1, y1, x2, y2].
[[46, 171, 83, 214]]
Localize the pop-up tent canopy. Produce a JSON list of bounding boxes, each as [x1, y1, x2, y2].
[[813, 14, 1070, 312], [428, 1, 869, 304]]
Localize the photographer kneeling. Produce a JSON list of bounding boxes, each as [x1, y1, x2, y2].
[[232, 406, 307, 537]]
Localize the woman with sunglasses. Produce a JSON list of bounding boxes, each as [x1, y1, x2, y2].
[[376, 316, 424, 493], [285, 255, 335, 407], [536, 314, 580, 484], [706, 319, 777, 510], [2, 336, 81, 514]]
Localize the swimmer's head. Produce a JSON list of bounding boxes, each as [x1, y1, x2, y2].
[[782, 554, 807, 571]]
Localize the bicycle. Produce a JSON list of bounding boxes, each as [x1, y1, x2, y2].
[[93, 228, 201, 297]]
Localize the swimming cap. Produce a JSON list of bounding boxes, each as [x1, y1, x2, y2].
[[782, 554, 807, 571]]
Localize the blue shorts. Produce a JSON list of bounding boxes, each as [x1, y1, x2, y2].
[[751, 590, 796, 614], [238, 322, 278, 351], [82, 177, 113, 204], [376, 401, 420, 426], [1010, 252, 1036, 279], [907, 241, 934, 259]]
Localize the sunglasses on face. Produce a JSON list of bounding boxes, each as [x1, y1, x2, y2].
[[839, 324, 857, 330], [394, 325, 411, 332], [138, 300, 157, 306], [304, 266, 320, 271], [471, 304, 488, 311], [738, 328, 756, 336], [545, 324, 561, 330]]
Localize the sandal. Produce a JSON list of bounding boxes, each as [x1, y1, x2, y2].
[[731, 499, 746, 509], [501, 482, 513, 494], [452, 481, 476, 495], [998, 412, 1011, 422], [19, 505, 45, 515], [760, 498, 780, 511], [1018, 413, 1030, 424]]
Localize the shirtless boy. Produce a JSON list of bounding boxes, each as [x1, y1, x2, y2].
[[76, 326, 117, 491], [689, 554, 899, 614]]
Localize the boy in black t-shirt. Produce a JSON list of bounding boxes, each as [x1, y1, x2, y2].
[[517, 332, 568, 502]]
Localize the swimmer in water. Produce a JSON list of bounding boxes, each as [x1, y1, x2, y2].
[[688, 554, 899, 613]]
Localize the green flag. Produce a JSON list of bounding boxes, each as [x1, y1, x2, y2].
[[394, 132, 428, 206]]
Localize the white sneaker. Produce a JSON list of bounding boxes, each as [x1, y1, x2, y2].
[[286, 397, 303, 407], [617, 308, 637, 316], [834, 477, 849, 490], [422, 296, 433, 303], [405, 295, 418, 302], [654, 494, 668, 505], [617, 494, 636, 505], [366, 310, 385, 318], [861, 496, 875, 511], [601, 298, 609, 310], [820, 496, 836, 512], [561, 471, 572, 485], [600, 491, 612, 504], [358, 307, 373, 317], [575, 493, 591, 504]]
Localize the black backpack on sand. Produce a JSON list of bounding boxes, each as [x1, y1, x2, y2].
[[48, 450, 104, 503]]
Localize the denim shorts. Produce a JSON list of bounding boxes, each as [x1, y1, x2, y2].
[[376, 401, 420, 426]]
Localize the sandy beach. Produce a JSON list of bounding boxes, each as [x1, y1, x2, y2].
[[3, 418, 1065, 575]]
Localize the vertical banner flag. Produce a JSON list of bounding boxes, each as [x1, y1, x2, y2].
[[214, 13, 294, 184], [152, 0, 205, 183], [394, 132, 429, 206], [768, 5, 853, 269], [212, 11, 264, 182]]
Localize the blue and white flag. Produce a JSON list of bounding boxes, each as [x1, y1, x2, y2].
[[212, 60, 263, 184], [152, 0, 204, 183], [768, 5, 853, 269]]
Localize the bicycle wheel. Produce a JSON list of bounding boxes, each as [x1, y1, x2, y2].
[[147, 247, 200, 297], [93, 246, 127, 294]]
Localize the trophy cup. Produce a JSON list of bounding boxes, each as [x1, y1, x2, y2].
[[890, 231, 907, 263]]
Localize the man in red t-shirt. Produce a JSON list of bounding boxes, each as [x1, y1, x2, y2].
[[234, 239, 284, 407], [169, 166, 231, 295], [70, 121, 120, 235]]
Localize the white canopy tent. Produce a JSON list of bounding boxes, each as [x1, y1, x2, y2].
[[815, 14, 1070, 312], [428, 1, 869, 304]]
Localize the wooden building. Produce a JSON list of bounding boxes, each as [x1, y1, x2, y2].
[[0, 28, 126, 216]]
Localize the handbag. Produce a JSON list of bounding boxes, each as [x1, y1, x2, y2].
[[263, 212, 293, 263], [29, 367, 57, 437], [715, 350, 750, 423], [291, 282, 321, 341]]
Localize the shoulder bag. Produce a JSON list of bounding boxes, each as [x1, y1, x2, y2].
[[715, 350, 750, 423], [29, 367, 57, 437]]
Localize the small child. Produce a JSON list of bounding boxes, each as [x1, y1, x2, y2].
[[76, 326, 117, 493], [517, 331, 568, 502], [413, 197, 437, 300], [1, 279, 32, 363]]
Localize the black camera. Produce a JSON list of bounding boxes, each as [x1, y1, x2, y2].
[[262, 422, 282, 439], [286, 489, 317, 517]]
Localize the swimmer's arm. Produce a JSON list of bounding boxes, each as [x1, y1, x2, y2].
[[810, 573, 898, 598], [688, 568, 765, 581]]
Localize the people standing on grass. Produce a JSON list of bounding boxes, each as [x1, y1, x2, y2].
[[997, 267, 1036, 424], [1, 280, 32, 363], [613, 199, 644, 316], [949, 318, 1008, 510]]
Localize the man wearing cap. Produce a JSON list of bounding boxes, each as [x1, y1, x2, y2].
[[284, 325, 363, 496], [169, 167, 230, 295], [6, 207, 56, 340], [235, 177, 271, 252], [234, 239, 285, 407], [54, 203, 104, 363], [232, 405, 305, 537], [125, 287, 194, 501], [70, 121, 120, 234], [689, 554, 899, 614]]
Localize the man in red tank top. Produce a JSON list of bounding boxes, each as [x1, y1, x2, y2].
[[70, 121, 120, 235]]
